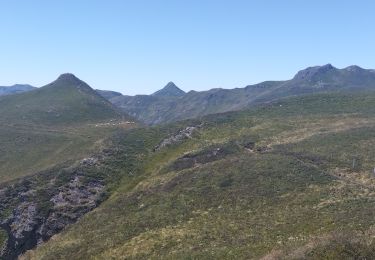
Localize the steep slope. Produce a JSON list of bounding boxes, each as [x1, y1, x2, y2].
[[26, 91, 375, 259], [109, 64, 375, 124], [0, 84, 36, 96], [0, 73, 134, 183]]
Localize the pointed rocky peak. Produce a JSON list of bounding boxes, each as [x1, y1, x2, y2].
[[152, 82, 185, 97], [293, 64, 338, 80]]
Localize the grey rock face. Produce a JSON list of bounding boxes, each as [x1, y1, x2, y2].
[[9, 203, 37, 240], [0, 149, 110, 259], [37, 175, 104, 241]]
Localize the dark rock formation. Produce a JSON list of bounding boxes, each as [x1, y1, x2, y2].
[[0, 172, 105, 260], [0, 148, 113, 259]]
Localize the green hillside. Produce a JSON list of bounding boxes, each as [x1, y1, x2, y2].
[[0, 73, 134, 183], [24, 91, 375, 259], [0, 73, 126, 126]]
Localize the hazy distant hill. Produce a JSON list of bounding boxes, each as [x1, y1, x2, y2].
[[0, 84, 35, 96], [109, 64, 375, 124]]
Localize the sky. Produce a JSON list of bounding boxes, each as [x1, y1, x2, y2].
[[0, 0, 374, 95]]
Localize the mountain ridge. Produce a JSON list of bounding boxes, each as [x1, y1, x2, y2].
[[109, 64, 375, 124], [3, 64, 375, 125]]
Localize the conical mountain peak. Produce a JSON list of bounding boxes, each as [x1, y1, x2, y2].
[[55, 73, 82, 84], [165, 81, 178, 88], [47, 73, 96, 93], [152, 82, 185, 97]]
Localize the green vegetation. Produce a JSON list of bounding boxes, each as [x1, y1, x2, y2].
[[0, 228, 7, 250], [0, 125, 124, 183], [24, 91, 375, 259], [303, 233, 375, 259], [0, 73, 125, 126]]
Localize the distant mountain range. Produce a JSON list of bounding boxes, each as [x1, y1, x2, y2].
[[3, 64, 375, 125], [109, 64, 375, 124]]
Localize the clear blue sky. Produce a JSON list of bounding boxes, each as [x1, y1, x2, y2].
[[1, 0, 374, 95]]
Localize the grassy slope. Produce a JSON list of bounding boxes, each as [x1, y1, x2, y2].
[[0, 227, 6, 251], [0, 77, 124, 126], [0, 125, 131, 183], [0, 75, 133, 184], [26, 92, 375, 259]]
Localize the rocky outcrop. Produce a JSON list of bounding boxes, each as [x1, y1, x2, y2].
[[0, 147, 114, 259], [0, 172, 105, 259], [154, 124, 203, 151]]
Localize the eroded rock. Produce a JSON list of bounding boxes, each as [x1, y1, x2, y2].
[[154, 124, 203, 151], [0, 168, 105, 259]]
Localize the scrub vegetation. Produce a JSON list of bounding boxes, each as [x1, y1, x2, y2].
[[23, 91, 375, 259]]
